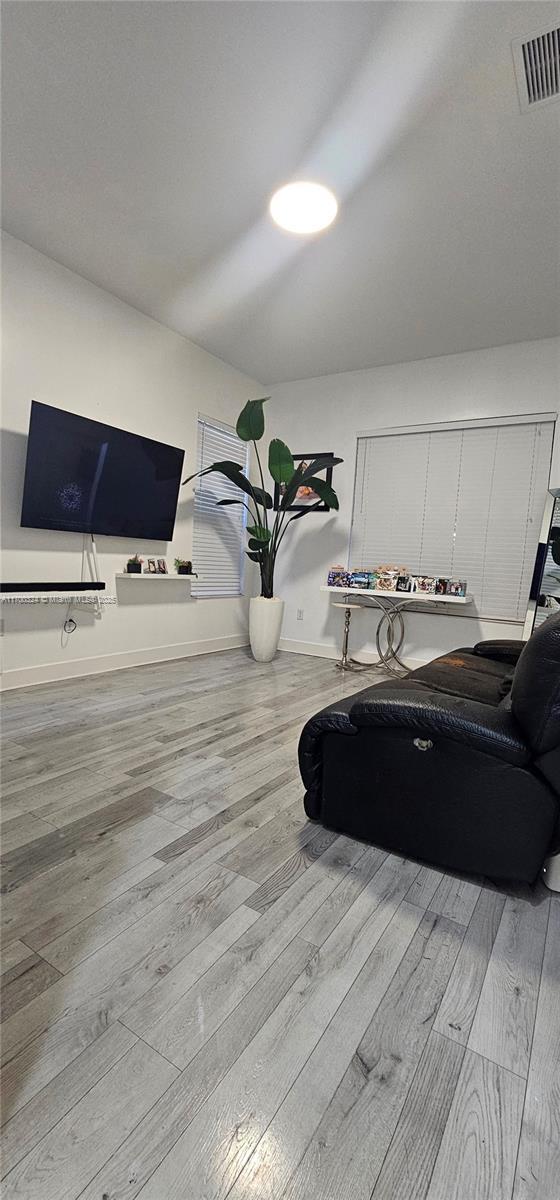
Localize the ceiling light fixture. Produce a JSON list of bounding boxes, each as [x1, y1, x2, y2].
[[269, 181, 338, 235]]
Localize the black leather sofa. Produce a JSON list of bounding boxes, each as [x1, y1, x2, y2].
[[299, 613, 560, 883]]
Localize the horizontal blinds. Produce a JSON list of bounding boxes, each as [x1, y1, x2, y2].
[[192, 418, 248, 598], [349, 419, 554, 621]]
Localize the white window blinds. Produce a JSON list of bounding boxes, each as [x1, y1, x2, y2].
[[349, 418, 554, 621], [192, 416, 249, 598]]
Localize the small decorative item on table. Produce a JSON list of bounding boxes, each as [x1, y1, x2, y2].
[[156, 558, 168, 574], [126, 554, 143, 574], [175, 558, 194, 576], [375, 575, 393, 591], [374, 565, 407, 592], [146, 558, 157, 574], [435, 578, 449, 595], [446, 579, 467, 597], [348, 570, 371, 589], [415, 576, 437, 594], [374, 571, 395, 592], [327, 566, 351, 587], [396, 575, 413, 592]]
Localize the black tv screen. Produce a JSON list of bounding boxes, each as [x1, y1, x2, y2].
[[20, 402, 185, 541]]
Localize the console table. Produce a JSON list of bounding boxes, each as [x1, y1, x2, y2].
[[321, 585, 472, 676]]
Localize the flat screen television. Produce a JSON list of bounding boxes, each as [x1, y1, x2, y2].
[[20, 402, 185, 541]]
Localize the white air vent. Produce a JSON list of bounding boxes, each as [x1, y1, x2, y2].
[[515, 27, 560, 112], [513, 27, 560, 113]]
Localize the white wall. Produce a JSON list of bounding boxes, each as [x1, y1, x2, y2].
[[1, 235, 261, 688], [268, 338, 560, 665]]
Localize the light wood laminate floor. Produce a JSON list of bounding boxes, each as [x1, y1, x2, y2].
[[1, 649, 558, 1200]]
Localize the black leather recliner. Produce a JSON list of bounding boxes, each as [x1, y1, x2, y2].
[[299, 613, 560, 883]]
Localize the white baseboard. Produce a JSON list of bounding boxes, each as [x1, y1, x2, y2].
[[278, 637, 427, 671], [278, 638, 342, 660], [0, 634, 250, 691]]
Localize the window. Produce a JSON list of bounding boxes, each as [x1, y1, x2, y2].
[[192, 415, 249, 598], [349, 416, 555, 621]]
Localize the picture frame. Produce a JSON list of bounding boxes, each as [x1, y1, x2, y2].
[[396, 575, 413, 592], [447, 579, 467, 597], [147, 558, 157, 573], [327, 566, 351, 588], [348, 571, 370, 589], [414, 576, 436, 594], [156, 558, 168, 574], [273, 453, 334, 512]]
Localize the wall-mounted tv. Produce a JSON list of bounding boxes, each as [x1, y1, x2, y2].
[[20, 402, 185, 541]]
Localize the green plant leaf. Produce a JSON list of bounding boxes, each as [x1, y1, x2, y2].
[[245, 550, 262, 562], [236, 396, 270, 442], [300, 455, 343, 481], [268, 439, 294, 485], [246, 524, 271, 542], [213, 469, 256, 504], [303, 476, 339, 510], [182, 460, 242, 485], [280, 455, 343, 510], [252, 486, 274, 510], [249, 537, 268, 551], [278, 462, 304, 510], [185, 460, 272, 510]]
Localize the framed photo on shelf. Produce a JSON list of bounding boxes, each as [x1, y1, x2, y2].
[[447, 579, 467, 597], [147, 558, 157, 573], [156, 558, 168, 574], [273, 453, 334, 512]]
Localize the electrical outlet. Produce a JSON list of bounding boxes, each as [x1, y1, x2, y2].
[[297, 608, 304, 621]]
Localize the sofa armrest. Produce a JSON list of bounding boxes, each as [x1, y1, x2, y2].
[[299, 689, 364, 815], [350, 687, 530, 765], [472, 638, 525, 666]]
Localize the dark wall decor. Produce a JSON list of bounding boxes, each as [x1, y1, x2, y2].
[[273, 453, 335, 512]]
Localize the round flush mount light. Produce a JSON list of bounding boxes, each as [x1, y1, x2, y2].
[[269, 181, 338, 235]]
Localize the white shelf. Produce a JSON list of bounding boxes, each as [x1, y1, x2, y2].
[[115, 573, 201, 581], [320, 585, 472, 605]]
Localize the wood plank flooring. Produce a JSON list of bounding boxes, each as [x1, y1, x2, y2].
[[1, 647, 558, 1200]]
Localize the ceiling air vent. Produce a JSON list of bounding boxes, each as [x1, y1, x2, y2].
[[512, 27, 560, 112]]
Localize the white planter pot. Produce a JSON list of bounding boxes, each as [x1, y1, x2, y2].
[[249, 596, 285, 662]]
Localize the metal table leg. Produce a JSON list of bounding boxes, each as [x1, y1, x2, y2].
[[344, 594, 408, 677], [375, 599, 409, 676], [332, 593, 418, 676], [335, 605, 373, 672]]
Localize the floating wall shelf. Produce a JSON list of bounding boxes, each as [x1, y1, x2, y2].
[[115, 573, 201, 581]]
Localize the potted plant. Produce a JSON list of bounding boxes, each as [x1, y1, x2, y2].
[[183, 397, 342, 661], [126, 554, 143, 574], [174, 558, 195, 576]]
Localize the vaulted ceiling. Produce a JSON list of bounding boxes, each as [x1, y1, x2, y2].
[[3, 1, 559, 383]]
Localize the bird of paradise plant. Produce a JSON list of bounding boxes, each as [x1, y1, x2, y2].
[[183, 397, 342, 598]]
